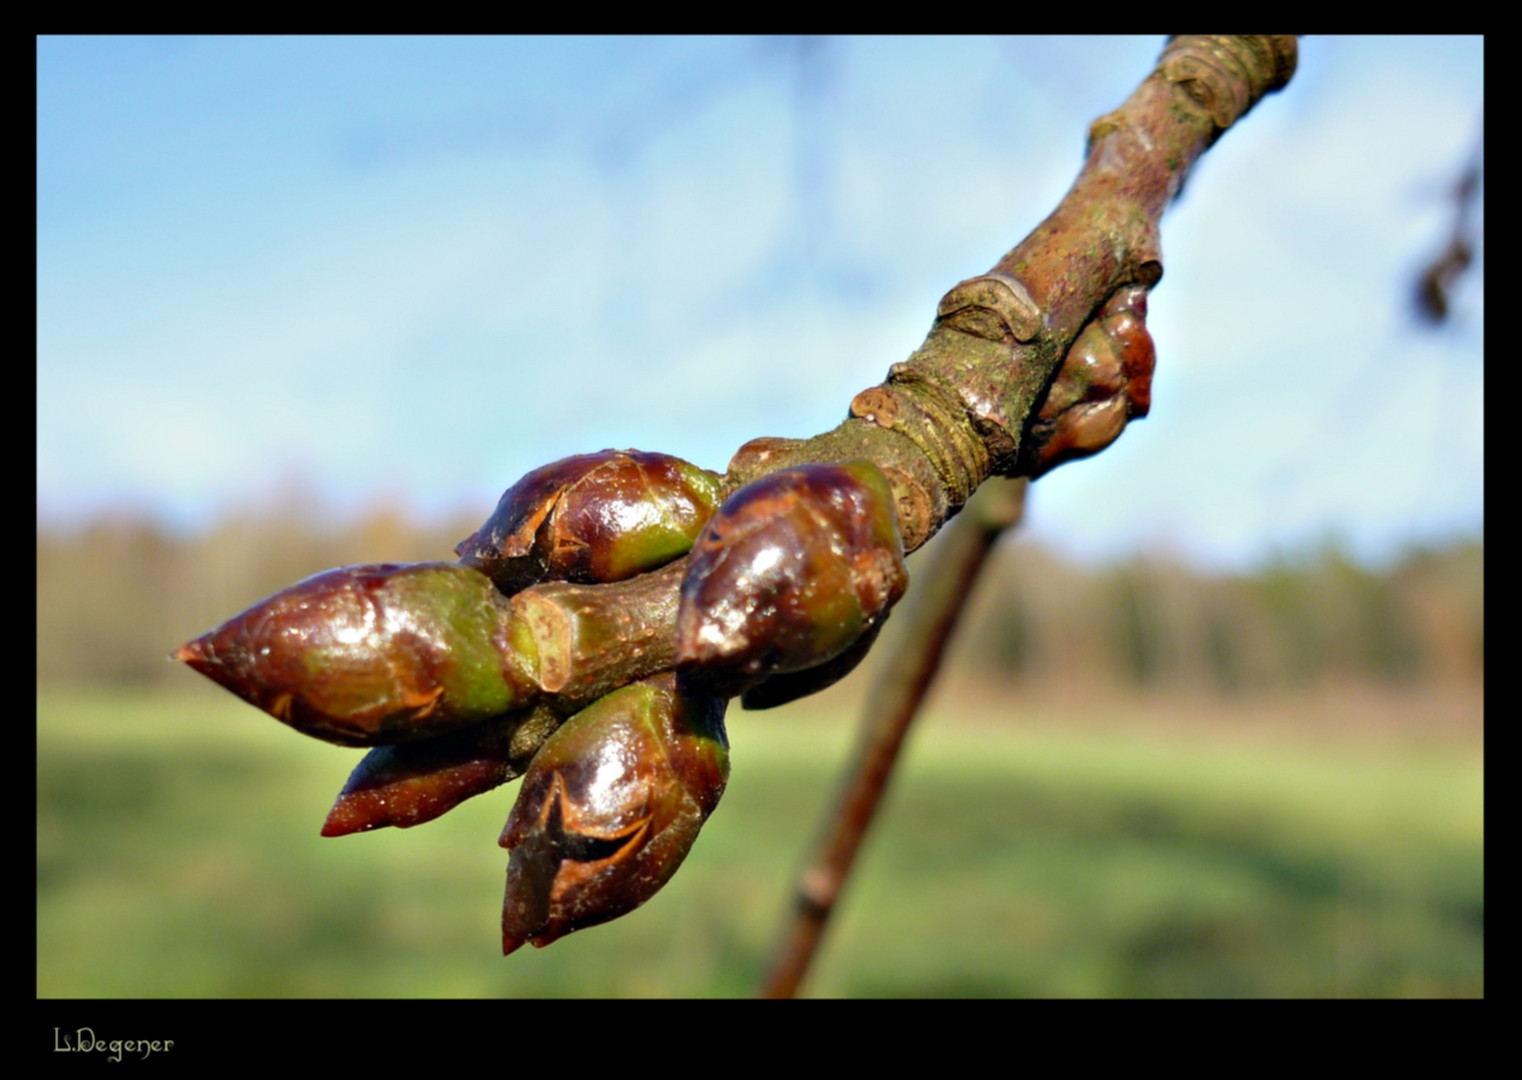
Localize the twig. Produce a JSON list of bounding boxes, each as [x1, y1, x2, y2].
[[756, 476, 1028, 998], [1414, 127, 1483, 325]]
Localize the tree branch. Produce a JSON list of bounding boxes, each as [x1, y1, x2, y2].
[[486, 34, 1297, 732], [184, 36, 1299, 844]]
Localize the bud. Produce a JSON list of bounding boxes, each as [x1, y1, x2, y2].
[[675, 462, 908, 694], [739, 623, 882, 711], [321, 703, 563, 836], [175, 563, 539, 747], [499, 674, 728, 954], [456, 449, 724, 594], [1019, 285, 1156, 478]]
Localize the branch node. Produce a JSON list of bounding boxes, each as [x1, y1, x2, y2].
[[858, 376, 988, 516], [799, 866, 838, 913], [936, 272, 1043, 344], [1086, 111, 1124, 154], [1159, 35, 1298, 134]]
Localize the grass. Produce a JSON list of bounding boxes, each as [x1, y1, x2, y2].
[[37, 684, 1482, 997]]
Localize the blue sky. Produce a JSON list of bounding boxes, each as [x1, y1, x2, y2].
[[37, 36, 1483, 569]]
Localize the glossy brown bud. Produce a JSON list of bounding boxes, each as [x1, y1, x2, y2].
[[499, 674, 728, 954], [456, 449, 723, 594], [739, 623, 882, 711], [1103, 287, 1155, 418], [175, 563, 539, 747], [321, 703, 563, 836], [676, 462, 908, 695], [1018, 285, 1157, 479]]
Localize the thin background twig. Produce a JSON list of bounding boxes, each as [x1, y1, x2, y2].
[[757, 476, 1028, 998]]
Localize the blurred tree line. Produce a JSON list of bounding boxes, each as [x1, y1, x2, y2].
[[37, 504, 1482, 697], [952, 535, 1482, 698]]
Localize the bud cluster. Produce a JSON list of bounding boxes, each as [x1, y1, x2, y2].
[[175, 448, 907, 952], [174, 274, 1154, 952]]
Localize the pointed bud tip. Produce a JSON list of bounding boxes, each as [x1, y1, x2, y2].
[[454, 531, 486, 562], [320, 804, 370, 837], [172, 636, 208, 666]]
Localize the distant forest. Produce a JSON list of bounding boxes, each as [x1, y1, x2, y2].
[[37, 507, 1483, 696]]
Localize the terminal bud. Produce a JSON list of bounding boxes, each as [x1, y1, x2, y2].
[[175, 563, 538, 746]]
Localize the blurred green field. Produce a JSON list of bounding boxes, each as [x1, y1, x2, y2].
[[37, 686, 1482, 998]]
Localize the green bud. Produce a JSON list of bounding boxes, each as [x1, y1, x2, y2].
[[675, 462, 908, 695], [499, 673, 728, 954], [175, 562, 539, 747], [457, 449, 723, 594]]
